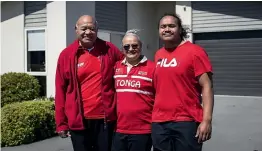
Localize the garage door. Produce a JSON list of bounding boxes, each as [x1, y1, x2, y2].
[[192, 1, 262, 33], [194, 30, 262, 96]]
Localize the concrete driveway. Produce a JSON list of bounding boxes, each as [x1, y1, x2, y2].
[[1, 136, 73, 151], [2, 96, 262, 151]]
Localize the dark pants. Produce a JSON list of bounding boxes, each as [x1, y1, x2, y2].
[[112, 132, 152, 151], [152, 121, 202, 151], [70, 119, 115, 151]]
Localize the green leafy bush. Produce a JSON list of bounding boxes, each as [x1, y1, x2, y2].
[[1, 100, 56, 147], [1, 72, 40, 107], [34, 96, 55, 102]]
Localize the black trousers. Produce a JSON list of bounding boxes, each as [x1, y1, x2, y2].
[[70, 119, 115, 151], [112, 132, 152, 151], [152, 121, 202, 151]]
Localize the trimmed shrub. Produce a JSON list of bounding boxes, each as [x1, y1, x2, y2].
[[1, 100, 56, 147], [34, 96, 55, 102], [1, 72, 40, 107]]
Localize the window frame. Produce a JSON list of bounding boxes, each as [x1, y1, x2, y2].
[[99, 29, 125, 36], [98, 29, 125, 49], [24, 27, 47, 97], [24, 27, 47, 76]]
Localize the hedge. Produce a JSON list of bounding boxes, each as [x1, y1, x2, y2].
[[1, 100, 56, 147], [1, 72, 40, 107]]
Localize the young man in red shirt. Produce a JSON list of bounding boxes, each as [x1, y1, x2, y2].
[[152, 13, 214, 151], [55, 15, 123, 151], [111, 29, 155, 151]]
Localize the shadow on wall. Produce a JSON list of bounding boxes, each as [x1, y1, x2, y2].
[[192, 1, 262, 20], [1, 2, 22, 22], [1, 1, 52, 23], [65, 1, 96, 46]]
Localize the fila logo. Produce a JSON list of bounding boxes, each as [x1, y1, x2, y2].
[[77, 62, 84, 68], [157, 58, 177, 67], [116, 80, 141, 88]]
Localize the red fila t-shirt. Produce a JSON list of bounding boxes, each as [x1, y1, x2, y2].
[[114, 56, 155, 134], [153, 41, 213, 123], [77, 48, 104, 119]]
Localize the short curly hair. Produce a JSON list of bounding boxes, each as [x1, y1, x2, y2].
[[122, 29, 142, 46], [158, 13, 188, 40]]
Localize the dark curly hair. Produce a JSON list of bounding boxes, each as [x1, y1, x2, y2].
[[158, 13, 188, 40]]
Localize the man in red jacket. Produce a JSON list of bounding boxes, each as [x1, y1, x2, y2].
[[55, 15, 123, 151]]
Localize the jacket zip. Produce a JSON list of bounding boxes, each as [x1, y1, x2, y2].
[[100, 53, 107, 130], [74, 54, 84, 126]]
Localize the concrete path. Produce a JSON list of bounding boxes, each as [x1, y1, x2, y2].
[[1, 136, 73, 151], [2, 96, 262, 151]]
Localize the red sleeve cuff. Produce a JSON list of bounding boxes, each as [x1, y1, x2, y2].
[[56, 125, 69, 132], [195, 70, 213, 78]]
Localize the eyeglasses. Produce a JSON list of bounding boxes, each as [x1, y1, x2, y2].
[[123, 44, 139, 51]]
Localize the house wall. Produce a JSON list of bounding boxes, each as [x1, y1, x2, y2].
[[46, 1, 67, 97], [1, 1, 25, 74], [127, 2, 158, 60]]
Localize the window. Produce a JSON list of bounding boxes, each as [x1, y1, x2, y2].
[[98, 30, 125, 50], [97, 31, 110, 41], [34, 76, 47, 97], [25, 28, 47, 97], [110, 33, 124, 50], [26, 29, 46, 72]]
